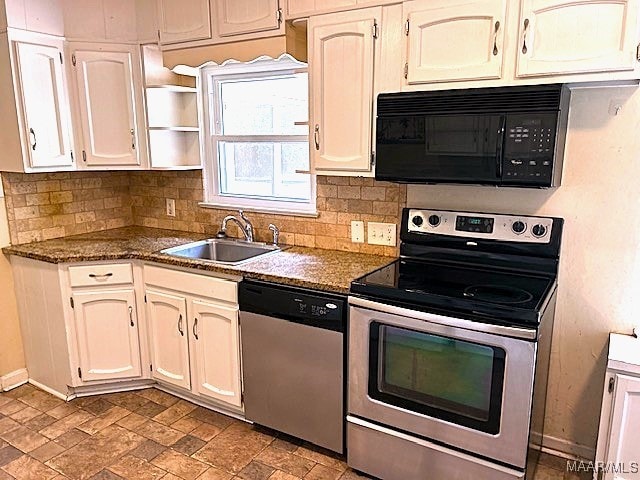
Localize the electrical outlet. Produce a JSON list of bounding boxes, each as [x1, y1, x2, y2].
[[166, 198, 176, 217], [367, 222, 397, 246], [351, 221, 365, 243]]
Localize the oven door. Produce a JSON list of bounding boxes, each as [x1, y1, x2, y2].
[[348, 298, 537, 469], [375, 114, 505, 184]]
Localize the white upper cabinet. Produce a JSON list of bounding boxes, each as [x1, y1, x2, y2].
[[13, 38, 73, 170], [190, 299, 242, 408], [157, 0, 211, 44], [61, 0, 138, 42], [2, 0, 64, 35], [213, 0, 281, 37], [146, 290, 191, 390], [72, 288, 142, 383], [404, 0, 507, 84], [309, 7, 380, 174], [516, 0, 640, 77], [70, 43, 143, 167]]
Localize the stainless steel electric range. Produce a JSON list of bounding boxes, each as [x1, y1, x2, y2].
[[347, 208, 563, 480]]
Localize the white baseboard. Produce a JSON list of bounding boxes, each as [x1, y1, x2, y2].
[[531, 431, 595, 461], [1, 368, 28, 391], [27, 379, 71, 401]]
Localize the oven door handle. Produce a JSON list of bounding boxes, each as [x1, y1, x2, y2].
[[348, 296, 537, 340]]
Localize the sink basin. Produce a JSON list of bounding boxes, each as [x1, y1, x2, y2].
[[161, 238, 281, 265]]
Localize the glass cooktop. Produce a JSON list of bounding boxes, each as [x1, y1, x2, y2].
[[351, 259, 556, 325]]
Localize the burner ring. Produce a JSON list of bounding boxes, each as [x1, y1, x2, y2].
[[463, 284, 534, 305]]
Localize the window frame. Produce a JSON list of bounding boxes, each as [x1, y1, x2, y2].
[[200, 55, 316, 216]]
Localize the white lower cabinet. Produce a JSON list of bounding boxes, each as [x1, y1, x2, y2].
[[595, 334, 640, 480], [11, 256, 242, 410], [144, 265, 242, 412], [146, 290, 191, 390], [10, 257, 148, 396], [190, 299, 242, 408], [72, 288, 142, 382]]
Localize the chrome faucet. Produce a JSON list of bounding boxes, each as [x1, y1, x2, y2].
[[220, 210, 254, 242], [268, 224, 279, 245]]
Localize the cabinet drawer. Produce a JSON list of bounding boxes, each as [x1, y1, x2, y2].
[[68, 263, 134, 288], [144, 265, 238, 303]]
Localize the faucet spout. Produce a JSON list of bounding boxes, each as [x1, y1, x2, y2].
[[220, 210, 254, 242]]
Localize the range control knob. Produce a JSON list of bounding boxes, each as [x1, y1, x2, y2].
[[428, 215, 441, 227], [512, 221, 526, 234], [532, 224, 547, 238], [412, 215, 424, 227]]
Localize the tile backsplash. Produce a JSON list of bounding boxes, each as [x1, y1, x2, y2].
[[1, 170, 406, 256], [1, 172, 132, 245]]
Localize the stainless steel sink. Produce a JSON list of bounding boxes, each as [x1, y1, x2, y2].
[[160, 238, 281, 265]]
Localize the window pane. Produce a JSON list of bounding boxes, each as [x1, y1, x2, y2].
[[219, 73, 308, 136], [218, 141, 311, 201], [218, 142, 274, 197]]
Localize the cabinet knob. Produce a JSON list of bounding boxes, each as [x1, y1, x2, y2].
[[129, 306, 134, 327], [193, 317, 199, 340], [493, 21, 500, 56]]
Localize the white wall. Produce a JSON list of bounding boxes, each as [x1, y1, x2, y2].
[[407, 85, 640, 458], [0, 174, 25, 378]]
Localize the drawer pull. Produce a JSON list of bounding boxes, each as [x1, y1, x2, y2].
[[88, 273, 113, 279], [178, 314, 184, 336], [129, 306, 134, 327], [193, 317, 199, 340]]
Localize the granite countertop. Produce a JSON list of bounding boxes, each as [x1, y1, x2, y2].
[[2, 226, 394, 294]]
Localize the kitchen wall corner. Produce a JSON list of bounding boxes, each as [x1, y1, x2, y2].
[[0, 173, 25, 378]]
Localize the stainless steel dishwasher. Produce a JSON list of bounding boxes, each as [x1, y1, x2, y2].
[[239, 279, 346, 454]]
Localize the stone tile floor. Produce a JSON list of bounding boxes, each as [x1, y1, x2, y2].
[[0, 384, 588, 480]]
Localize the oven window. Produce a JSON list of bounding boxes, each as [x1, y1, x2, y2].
[[369, 323, 505, 434]]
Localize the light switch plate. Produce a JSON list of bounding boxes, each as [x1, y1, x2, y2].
[[368, 222, 397, 246], [166, 198, 176, 217], [351, 221, 365, 243]]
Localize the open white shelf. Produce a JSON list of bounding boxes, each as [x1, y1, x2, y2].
[[146, 87, 199, 129], [148, 129, 201, 169]]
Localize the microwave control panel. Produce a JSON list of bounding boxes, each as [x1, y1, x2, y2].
[[502, 113, 558, 184]]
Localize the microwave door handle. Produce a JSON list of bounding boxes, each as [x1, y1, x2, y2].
[[496, 117, 506, 178]]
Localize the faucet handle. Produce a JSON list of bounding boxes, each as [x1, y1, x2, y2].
[[268, 224, 280, 245]]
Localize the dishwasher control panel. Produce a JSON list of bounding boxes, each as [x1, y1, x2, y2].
[[293, 295, 342, 321], [239, 280, 346, 332]]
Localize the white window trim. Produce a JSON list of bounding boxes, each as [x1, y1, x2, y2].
[[199, 54, 316, 216]]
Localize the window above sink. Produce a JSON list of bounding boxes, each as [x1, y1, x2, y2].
[[200, 55, 317, 216]]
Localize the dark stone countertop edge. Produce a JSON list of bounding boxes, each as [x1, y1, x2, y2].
[[3, 243, 393, 295]]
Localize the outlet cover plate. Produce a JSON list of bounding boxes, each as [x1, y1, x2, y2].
[[367, 222, 397, 246], [166, 198, 176, 217], [351, 220, 365, 243]]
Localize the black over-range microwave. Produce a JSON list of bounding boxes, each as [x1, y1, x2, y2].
[[375, 84, 571, 188]]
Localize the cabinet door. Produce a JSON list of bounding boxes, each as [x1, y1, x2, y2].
[[287, 0, 356, 18], [72, 289, 141, 382], [214, 0, 281, 37], [517, 0, 640, 77], [158, 0, 211, 44], [13, 41, 73, 170], [146, 290, 191, 390], [190, 299, 242, 408], [404, 0, 507, 84], [72, 47, 140, 167], [605, 374, 640, 480], [309, 8, 379, 173]]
